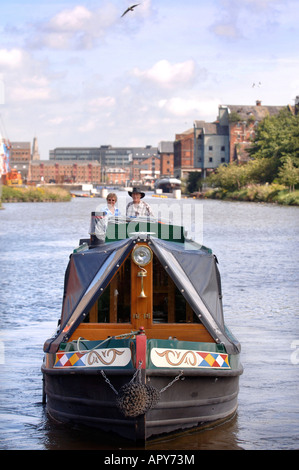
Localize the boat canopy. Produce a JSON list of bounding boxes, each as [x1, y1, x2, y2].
[[44, 236, 240, 355]]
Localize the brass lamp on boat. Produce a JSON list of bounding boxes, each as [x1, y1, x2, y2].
[[132, 244, 153, 298], [131, 244, 153, 267]]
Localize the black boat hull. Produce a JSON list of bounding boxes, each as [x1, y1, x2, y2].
[[42, 366, 242, 442]]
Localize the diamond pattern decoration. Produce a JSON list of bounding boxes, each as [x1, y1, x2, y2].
[[54, 352, 85, 368], [197, 351, 230, 368]]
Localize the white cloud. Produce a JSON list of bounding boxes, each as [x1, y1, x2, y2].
[[88, 96, 116, 108], [211, 0, 284, 39], [0, 48, 25, 68], [78, 119, 98, 133], [12, 84, 50, 101], [30, 3, 119, 50], [132, 59, 196, 89], [158, 97, 219, 119], [48, 6, 92, 32], [48, 116, 72, 126]]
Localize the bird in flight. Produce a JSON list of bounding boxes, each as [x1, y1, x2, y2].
[[121, 3, 140, 17]]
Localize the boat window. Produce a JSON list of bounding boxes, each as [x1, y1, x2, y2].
[[83, 256, 131, 323], [152, 255, 201, 324]]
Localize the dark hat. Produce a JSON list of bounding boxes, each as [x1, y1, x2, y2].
[[128, 187, 145, 198]]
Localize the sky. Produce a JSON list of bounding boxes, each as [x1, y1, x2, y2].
[[0, 0, 299, 159]]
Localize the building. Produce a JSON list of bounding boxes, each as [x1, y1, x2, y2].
[[31, 137, 40, 161], [158, 141, 174, 177], [174, 122, 229, 179], [49, 145, 158, 183], [194, 121, 229, 179], [137, 155, 160, 186], [49, 147, 102, 164], [10, 141, 31, 182], [106, 167, 130, 185], [173, 129, 194, 178], [173, 99, 293, 180], [50, 145, 158, 166], [30, 160, 101, 184], [218, 101, 287, 163]]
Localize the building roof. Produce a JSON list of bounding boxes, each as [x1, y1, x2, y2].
[[11, 142, 30, 149], [194, 120, 228, 135], [158, 141, 174, 153], [225, 103, 286, 121]]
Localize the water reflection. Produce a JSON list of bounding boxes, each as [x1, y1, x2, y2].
[[40, 408, 243, 450]]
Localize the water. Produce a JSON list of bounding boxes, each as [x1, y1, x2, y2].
[[0, 194, 298, 450]]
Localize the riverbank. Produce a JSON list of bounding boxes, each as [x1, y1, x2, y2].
[[0, 185, 72, 203], [200, 184, 299, 206]]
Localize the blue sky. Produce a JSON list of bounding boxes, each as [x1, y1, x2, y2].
[[0, 0, 298, 158]]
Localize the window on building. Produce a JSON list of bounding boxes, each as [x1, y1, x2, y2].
[[209, 146, 213, 151], [209, 157, 213, 162], [221, 146, 225, 151]]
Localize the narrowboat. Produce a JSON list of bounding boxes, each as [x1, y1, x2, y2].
[[42, 214, 242, 443]]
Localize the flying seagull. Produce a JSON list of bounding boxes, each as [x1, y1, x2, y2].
[[121, 4, 140, 17]]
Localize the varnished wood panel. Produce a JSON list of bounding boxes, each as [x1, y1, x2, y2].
[[69, 323, 214, 343]]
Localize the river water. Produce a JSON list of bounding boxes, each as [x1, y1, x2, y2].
[[0, 193, 298, 450]]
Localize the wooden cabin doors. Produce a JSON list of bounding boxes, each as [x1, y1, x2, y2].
[[130, 249, 153, 331]]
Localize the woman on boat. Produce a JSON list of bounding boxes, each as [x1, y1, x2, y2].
[[101, 193, 121, 217], [126, 187, 154, 217]]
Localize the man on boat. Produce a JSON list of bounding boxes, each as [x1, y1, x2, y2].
[[126, 187, 154, 217]]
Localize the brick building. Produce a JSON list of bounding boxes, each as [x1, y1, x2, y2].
[[132, 155, 160, 185], [158, 141, 174, 177], [30, 160, 101, 184], [173, 129, 194, 178], [218, 101, 287, 163], [106, 167, 130, 185], [10, 141, 32, 182]]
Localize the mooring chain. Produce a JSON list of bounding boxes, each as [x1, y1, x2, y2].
[[99, 359, 143, 396], [100, 364, 184, 418], [160, 370, 184, 393], [129, 360, 143, 384], [100, 370, 119, 396]]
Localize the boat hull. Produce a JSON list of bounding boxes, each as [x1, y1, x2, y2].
[[42, 365, 242, 442]]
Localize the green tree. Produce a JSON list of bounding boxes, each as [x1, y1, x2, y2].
[[207, 162, 249, 191], [278, 157, 299, 191], [248, 109, 299, 181], [187, 172, 202, 193]]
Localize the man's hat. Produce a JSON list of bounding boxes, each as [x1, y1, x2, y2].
[[128, 187, 145, 198]]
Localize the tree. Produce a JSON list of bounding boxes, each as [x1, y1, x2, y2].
[[248, 109, 299, 181], [187, 172, 202, 193], [278, 157, 299, 191], [207, 162, 249, 191]]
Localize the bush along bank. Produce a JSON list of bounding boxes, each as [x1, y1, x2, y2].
[[1, 185, 72, 202], [204, 184, 299, 206]]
